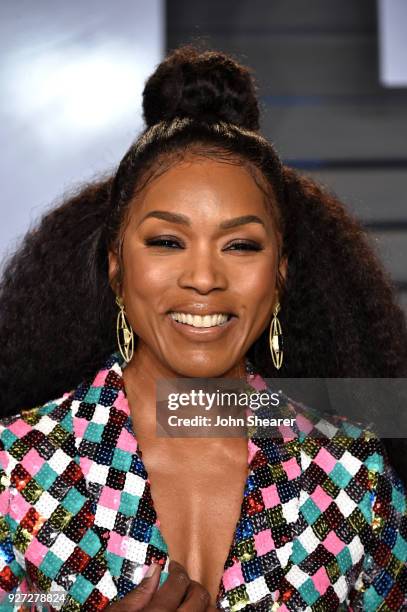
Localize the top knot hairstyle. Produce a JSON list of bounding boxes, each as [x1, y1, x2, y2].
[[142, 46, 260, 130], [1, 46, 407, 478]]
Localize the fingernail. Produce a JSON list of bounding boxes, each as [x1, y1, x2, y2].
[[145, 563, 159, 578]]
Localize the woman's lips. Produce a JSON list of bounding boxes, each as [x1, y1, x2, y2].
[[166, 313, 238, 341]]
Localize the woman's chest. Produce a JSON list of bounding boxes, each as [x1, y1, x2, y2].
[[138, 438, 249, 604]]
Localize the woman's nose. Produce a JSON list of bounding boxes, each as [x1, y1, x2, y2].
[[178, 250, 228, 294]]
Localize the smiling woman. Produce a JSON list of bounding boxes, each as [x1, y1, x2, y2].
[[0, 46, 406, 611], [109, 157, 282, 380]]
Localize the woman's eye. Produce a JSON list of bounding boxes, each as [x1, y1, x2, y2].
[[226, 241, 263, 251], [145, 237, 184, 249], [144, 238, 263, 251]]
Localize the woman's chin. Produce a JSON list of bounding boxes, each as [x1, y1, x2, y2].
[[165, 357, 238, 379]]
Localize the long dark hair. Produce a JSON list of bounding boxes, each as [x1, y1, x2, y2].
[[1, 47, 406, 477]]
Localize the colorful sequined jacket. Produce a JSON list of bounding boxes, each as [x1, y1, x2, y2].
[[0, 353, 406, 611]]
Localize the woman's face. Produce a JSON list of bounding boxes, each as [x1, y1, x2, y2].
[[109, 156, 286, 377]]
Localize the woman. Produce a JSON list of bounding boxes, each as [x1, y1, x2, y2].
[[0, 46, 406, 611]]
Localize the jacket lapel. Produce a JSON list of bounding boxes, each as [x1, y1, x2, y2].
[[215, 369, 367, 612], [215, 370, 303, 610], [72, 354, 169, 602]]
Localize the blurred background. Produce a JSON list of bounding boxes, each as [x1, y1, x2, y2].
[[0, 0, 406, 315]]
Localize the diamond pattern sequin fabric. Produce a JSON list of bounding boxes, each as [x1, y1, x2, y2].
[[0, 353, 406, 611]]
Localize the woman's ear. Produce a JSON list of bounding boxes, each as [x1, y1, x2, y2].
[[277, 255, 288, 295], [279, 256, 288, 283], [108, 249, 121, 296]]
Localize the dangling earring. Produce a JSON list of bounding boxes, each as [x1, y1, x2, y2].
[[116, 296, 134, 363], [269, 302, 283, 370]]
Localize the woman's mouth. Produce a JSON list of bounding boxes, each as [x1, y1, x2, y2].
[[166, 311, 238, 340], [169, 312, 231, 327]]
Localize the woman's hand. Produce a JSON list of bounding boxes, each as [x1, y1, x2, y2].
[[107, 559, 215, 611]]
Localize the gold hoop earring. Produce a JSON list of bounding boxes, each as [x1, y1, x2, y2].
[[269, 302, 283, 370], [116, 296, 134, 363]]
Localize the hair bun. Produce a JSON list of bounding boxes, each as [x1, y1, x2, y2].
[[142, 46, 260, 130]]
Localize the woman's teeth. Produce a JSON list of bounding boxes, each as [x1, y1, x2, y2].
[[169, 312, 230, 327]]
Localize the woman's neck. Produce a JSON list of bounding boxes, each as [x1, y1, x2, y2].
[[122, 341, 247, 438]]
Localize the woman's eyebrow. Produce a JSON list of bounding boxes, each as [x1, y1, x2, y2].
[[138, 210, 265, 229]]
